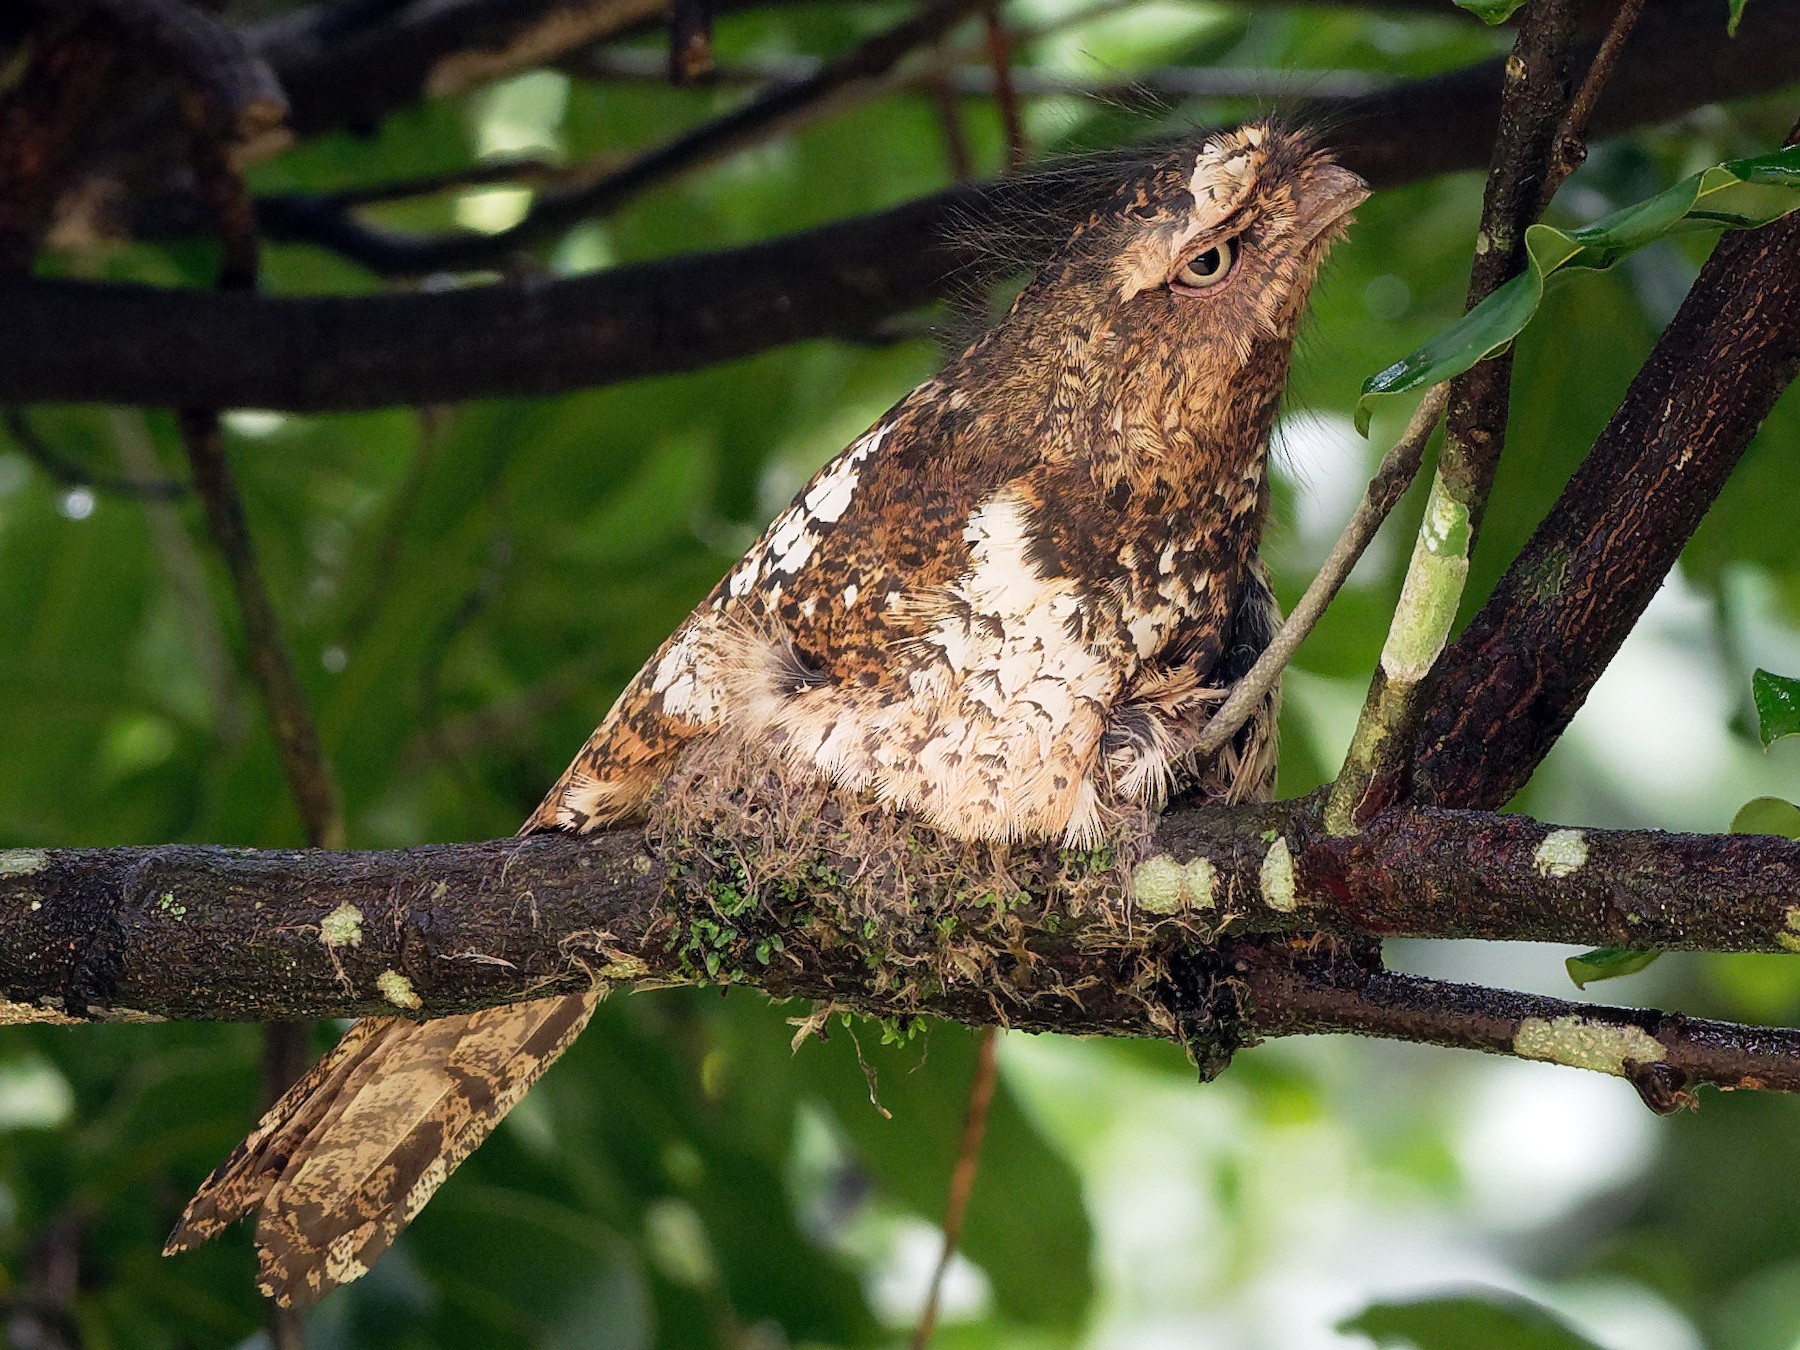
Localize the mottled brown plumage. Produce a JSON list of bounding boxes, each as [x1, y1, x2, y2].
[[166, 122, 1364, 1304]]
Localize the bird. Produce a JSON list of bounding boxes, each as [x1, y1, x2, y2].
[[164, 120, 1365, 1305]]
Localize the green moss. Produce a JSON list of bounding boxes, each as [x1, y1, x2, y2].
[[1133, 854, 1222, 917], [1259, 837, 1297, 912], [1533, 829, 1589, 878], [0, 851, 48, 878], [1379, 476, 1472, 685], [1514, 1015, 1663, 1076], [319, 902, 364, 948], [377, 969, 423, 1010], [1184, 857, 1218, 910]]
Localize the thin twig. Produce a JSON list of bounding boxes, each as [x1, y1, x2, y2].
[[1, 406, 186, 501], [175, 438, 345, 848], [1541, 0, 1648, 203], [910, 1027, 1000, 1350], [1239, 951, 1800, 1105], [981, 3, 1027, 170], [306, 156, 567, 210], [260, 0, 993, 275], [1194, 385, 1447, 763], [925, 47, 977, 182], [165, 28, 344, 848], [107, 410, 247, 743]]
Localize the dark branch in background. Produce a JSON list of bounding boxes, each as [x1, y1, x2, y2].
[[926, 44, 978, 181], [669, 0, 714, 84], [0, 10, 121, 269], [256, 0, 994, 275], [228, 0, 1460, 150], [6, 0, 1799, 413], [1328, 0, 1578, 831], [1416, 164, 1800, 809], [77, 0, 289, 149], [0, 407, 186, 501], [271, 156, 567, 212], [243, 0, 665, 142], [251, 0, 1800, 278], [578, 44, 1386, 100], [4, 797, 1800, 1084], [145, 0, 344, 852]]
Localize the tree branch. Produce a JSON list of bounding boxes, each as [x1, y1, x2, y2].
[[214, 0, 1485, 153], [1542, 0, 1648, 200], [1241, 955, 1800, 1103], [6, 0, 1796, 413], [4, 798, 1799, 1020], [1415, 176, 1800, 810], [244, 0, 669, 143], [5, 797, 1800, 1107], [0, 10, 122, 270]]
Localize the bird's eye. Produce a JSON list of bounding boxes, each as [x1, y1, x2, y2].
[[1172, 238, 1238, 292]]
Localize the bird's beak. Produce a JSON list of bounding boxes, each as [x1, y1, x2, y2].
[[1294, 165, 1370, 245]]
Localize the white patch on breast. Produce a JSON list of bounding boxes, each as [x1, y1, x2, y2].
[[767, 485, 1124, 844], [1127, 609, 1163, 658]]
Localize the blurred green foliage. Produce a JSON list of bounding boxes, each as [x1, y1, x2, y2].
[[6, 0, 1800, 1346]]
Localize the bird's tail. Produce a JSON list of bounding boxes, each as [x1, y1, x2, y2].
[[164, 992, 599, 1306]]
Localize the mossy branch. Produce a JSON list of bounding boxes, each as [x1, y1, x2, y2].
[[4, 798, 1800, 1099]]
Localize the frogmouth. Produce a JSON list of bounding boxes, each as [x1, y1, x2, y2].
[[165, 121, 1366, 1304]]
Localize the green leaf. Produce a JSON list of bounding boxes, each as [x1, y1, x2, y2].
[[1728, 0, 1750, 34], [1341, 1290, 1605, 1349], [1451, 0, 1527, 20], [1356, 144, 1800, 433], [1730, 796, 1800, 839], [1752, 668, 1800, 746], [1566, 947, 1662, 989]]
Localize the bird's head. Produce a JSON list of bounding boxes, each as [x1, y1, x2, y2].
[[976, 122, 1365, 490]]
